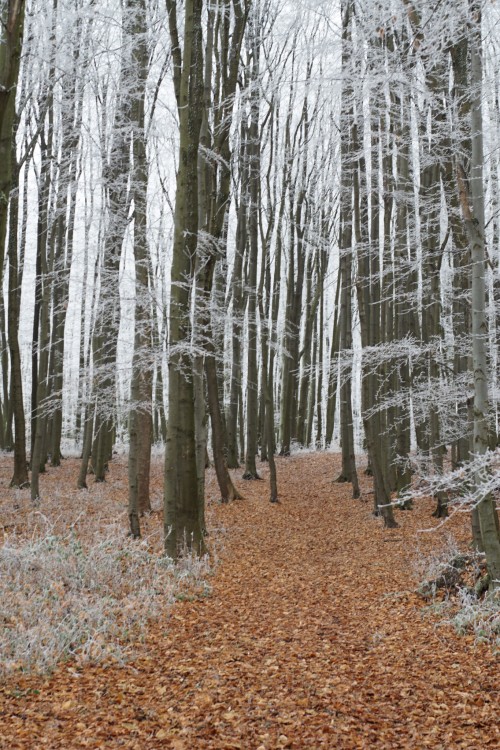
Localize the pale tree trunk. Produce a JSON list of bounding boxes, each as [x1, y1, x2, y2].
[[7, 138, 28, 487], [296, 251, 314, 447], [0, 287, 12, 449], [457, 7, 500, 587], [226, 154, 247, 468], [127, 0, 152, 538], [315, 238, 327, 447], [325, 272, 341, 446], [80, 54, 133, 487], [75, 189, 96, 443], [47, 13, 88, 467]]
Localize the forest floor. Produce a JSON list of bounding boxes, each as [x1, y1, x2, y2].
[[0, 452, 499, 749]]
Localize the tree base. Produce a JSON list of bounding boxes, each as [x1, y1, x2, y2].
[[242, 471, 262, 480], [432, 506, 449, 519], [10, 479, 30, 489], [383, 517, 399, 529], [335, 473, 350, 483]]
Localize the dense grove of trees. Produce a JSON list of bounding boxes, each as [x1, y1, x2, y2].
[[1, 0, 500, 585]]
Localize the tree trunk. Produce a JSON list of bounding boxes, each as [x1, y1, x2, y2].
[[127, 0, 152, 538], [0, 1, 26, 293], [7, 142, 28, 488], [335, 1, 359, 499], [164, 0, 206, 559], [243, 37, 261, 480], [457, 8, 500, 587]]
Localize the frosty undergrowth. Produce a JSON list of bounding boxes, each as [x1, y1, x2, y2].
[[452, 588, 500, 647], [416, 534, 500, 649], [0, 523, 211, 675], [413, 533, 464, 591]]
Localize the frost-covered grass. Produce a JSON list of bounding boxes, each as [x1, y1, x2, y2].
[[415, 534, 500, 649], [0, 454, 224, 676], [0, 519, 211, 675], [451, 588, 500, 648], [413, 533, 465, 595]]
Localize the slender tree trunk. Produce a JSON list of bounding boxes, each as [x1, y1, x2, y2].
[[7, 145, 28, 487], [0, 1, 26, 293], [226, 165, 247, 468], [243, 36, 261, 479], [325, 273, 341, 445], [335, 1, 359, 499], [127, 0, 152, 538]]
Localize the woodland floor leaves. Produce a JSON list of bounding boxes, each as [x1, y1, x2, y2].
[[0, 452, 499, 749]]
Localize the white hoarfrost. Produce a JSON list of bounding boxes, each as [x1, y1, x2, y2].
[[0, 521, 211, 674]]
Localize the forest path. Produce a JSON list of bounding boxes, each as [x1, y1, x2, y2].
[[1, 453, 499, 749]]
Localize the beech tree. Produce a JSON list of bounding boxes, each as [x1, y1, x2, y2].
[[163, 0, 205, 558], [126, 0, 152, 538], [1, 0, 25, 470]]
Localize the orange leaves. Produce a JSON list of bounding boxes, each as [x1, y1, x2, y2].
[[0, 454, 499, 748]]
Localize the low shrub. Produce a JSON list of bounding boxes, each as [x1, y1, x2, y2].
[[0, 523, 210, 674], [415, 534, 499, 649]]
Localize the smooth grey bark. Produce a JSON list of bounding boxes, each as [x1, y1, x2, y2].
[[457, 8, 500, 587], [7, 142, 28, 487], [80, 51, 133, 487], [392, 79, 412, 502], [278, 87, 306, 457], [352, 52, 397, 527], [243, 24, 261, 479], [47, 14, 89, 467], [226, 158, 247, 468], [193, 350, 207, 530], [127, 0, 152, 539], [335, 0, 359, 499], [325, 272, 341, 446], [196, 0, 248, 500], [164, 0, 206, 559]]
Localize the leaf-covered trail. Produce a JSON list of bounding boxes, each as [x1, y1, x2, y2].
[[1, 453, 499, 749]]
